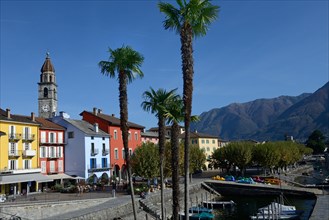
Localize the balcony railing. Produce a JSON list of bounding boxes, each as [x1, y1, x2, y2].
[[102, 149, 109, 156], [22, 149, 36, 157], [39, 139, 65, 145], [48, 153, 60, 159], [91, 148, 99, 156], [88, 163, 110, 172], [8, 150, 20, 157], [9, 133, 22, 142], [22, 134, 35, 142], [9, 167, 41, 174]]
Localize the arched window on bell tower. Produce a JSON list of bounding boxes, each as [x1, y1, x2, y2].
[[43, 88, 48, 98]]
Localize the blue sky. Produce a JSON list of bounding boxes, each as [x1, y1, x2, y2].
[[1, 0, 328, 129]]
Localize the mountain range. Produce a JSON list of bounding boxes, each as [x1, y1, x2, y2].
[[191, 82, 329, 142]]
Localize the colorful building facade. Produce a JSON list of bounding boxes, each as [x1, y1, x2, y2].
[[0, 108, 51, 195], [80, 108, 144, 180]]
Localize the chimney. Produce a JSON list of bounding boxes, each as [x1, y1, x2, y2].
[[111, 114, 115, 117], [98, 109, 102, 114], [93, 107, 97, 115], [31, 112, 35, 121], [6, 109, 11, 119], [94, 123, 99, 133]]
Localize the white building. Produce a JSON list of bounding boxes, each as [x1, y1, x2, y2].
[[52, 112, 111, 183]]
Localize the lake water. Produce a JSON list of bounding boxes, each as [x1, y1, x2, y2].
[[211, 195, 316, 220]]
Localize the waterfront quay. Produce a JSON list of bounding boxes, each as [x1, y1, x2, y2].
[[205, 179, 322, 197], [1, 172, 328, 219]]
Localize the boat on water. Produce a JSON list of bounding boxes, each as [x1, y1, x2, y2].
[[250, 200, 302, 219], [179, 211, 214, 220], [189, 206, 213, 213], [179, 206, 214, 220], [202, 200, 236, 208]]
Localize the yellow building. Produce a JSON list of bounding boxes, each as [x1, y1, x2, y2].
[[0, 108, 51, 196], [186, 131, 219, 170]]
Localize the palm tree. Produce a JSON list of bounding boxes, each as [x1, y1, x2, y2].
[[99, 45, 144, 220], [158, 0, 219, 217], [165, 96, 199, 220], [164, 96, 184, 220], [141, 87, 178, 220]]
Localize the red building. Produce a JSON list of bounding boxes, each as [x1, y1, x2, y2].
[[35, 117, 69, 187], [80, 108, 144, 180]]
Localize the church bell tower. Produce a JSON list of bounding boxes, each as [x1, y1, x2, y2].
[[38, 52, 58, 118]]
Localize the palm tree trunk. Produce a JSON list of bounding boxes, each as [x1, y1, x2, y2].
[[171, 121, 180, 220], [119, 72, 137, 220], [158, 115, 165, 220], [181, 23, 194, 219]]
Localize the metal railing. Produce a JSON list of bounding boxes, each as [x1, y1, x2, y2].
[[22, 134, 35, 142], [9, 133, 22, 141], [91, 148, 99, 156], [88, 163, 111, 172], [8, 150, 21, 157], [102, 149, 109, 156]]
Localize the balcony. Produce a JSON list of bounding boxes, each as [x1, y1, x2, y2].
[[22, 134, 35, 142], [8, 150, 20, 157], [10, 167, 41, 174], [88, 163, 110, 172], [102, 149, 109, 156], [39, 139, 65, 145], [48, 153, 60, 159], [22, 149, 36, 157], [91, 148, 99, 156], [9, 133, 22, 142]]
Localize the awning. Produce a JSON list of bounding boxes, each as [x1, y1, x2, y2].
[[0, 173, 53, 184], [47, 173, 74, 180]]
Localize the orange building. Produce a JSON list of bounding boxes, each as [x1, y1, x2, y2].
[[80, 108, 144, 180]]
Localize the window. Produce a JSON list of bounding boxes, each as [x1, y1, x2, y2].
[[41, 131, 46, 143], [50, 161, 55, 172], [90, 158, 97, 169], [58, 160, 63, 172], [43, 87, 48, 98], [207, 147, 210, 152], [50, 147, 55, 157], [49, 132, 55, 143], [102, 158, 108, 168], [9, 160, 17, 170], [114, 148, 118, 159], [24, 127, 29, 140], [24, 160, 31, 169], [9, 143, 16, 155], [91, 143, 95, 155], [9, 126, 15, 138], [206, 140, 209, 144], [128, 132, 131, 140], [58, 147, 62, 158], [114, 130, 118, 140], [201, 139, 205, 144], [58, 133, 63, 143], [129, 148, 133, 156], [41, 161, 46, 173], [102, 137, 105, 141], [91, 136, 94, 140], [68, 132, 74, 139], [134, 132, 138, 140], [122, 148, 125, 159], [40, 147, 46, 158], [212, 140, 215, 144]]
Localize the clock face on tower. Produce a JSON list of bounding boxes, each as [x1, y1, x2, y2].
[[42, 104, 50, 112]]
